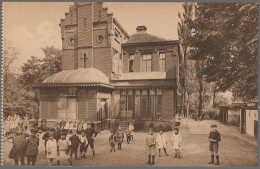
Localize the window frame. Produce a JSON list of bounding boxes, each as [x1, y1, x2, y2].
[[159, 52, 166, 72], [129, 54, 135, 72], [141, 53, 152, 72]]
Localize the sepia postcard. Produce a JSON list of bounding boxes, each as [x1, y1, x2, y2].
[[1, 2, 258, 167]]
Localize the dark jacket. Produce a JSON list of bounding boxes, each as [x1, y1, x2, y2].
[[25, 135, 39, 156], [85, 128, 98, 143], [69, 135, 80, 149], [208, 131, 221, 143]]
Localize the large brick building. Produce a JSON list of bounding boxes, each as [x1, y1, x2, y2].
[[37, 2, 182, 130]]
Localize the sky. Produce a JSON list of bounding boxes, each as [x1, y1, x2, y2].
[[3, 2, 184, 73]]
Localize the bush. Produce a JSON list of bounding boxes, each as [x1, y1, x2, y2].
[[158, 124, 165, 132], [149, 122, 155, 129], [165, 124, 172, 131], [134, 119, 144, 131]]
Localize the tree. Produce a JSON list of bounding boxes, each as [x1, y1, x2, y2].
[[177, 2, 194, 116], [190, 3, 258, 102], [185, 59, 199, 116], [20, 46, 62, 90], [19, 46, 62, 118], [3, 40, 19, 103]]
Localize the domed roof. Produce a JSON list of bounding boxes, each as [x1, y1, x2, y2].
[[43, 68, 109, 85]]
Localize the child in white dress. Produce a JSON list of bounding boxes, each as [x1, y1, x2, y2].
[[46, 134, 58, 166], [171, 128, 182, 159]]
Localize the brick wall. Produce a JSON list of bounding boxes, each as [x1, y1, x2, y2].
[[62, 50, 76, 70], [152, 50, 159, 71], [93, 48, 112, 77]]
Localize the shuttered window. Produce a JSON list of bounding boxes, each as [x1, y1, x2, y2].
[[78, 98, 87, 120], [40, 96, 58, 119], [88, 98, 97, 121], [40, 97, 49, 118]]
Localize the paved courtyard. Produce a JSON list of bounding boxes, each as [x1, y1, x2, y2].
[[2, 118, 258, 166]]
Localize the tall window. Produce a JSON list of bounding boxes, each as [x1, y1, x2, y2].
[[141, 54, 152, 72], [159, 52, 166, 72], [112, 49, 119, 74], [84, 17, 87, 29], [129, 54, 134, 72], [83, 53, 87, 68]]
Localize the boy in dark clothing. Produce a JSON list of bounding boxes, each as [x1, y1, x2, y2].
[[25, 128, 39, 166], [69, 129, 80, 160], [85, 123, 98, 156], [125, 126, 131, 144], [208, 124, 221, 165], [109, 132, 117, 152], [42, 129, 51, 155]]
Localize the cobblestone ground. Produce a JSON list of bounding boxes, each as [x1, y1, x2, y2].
[[2, 118, 258, 166]]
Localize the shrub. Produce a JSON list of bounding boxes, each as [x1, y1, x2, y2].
[[165, 124, 172, 131], [158, 124, 165, 132], [149, 122, 155, 129], [134, 119, 144, 131]]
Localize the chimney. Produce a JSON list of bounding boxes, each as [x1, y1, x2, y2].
[[136, 26, 147, 33]]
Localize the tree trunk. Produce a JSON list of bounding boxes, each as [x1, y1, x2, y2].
[[213, 89, 216, 107], [198, 62, 203, 118], [187, 93, 190, 117]]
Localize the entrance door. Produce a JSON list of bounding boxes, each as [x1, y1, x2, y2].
[[99, 99, 108, 130], [241, 109, 246, 133], [254, 120, 258, 138]]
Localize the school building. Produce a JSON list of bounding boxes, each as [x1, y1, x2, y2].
[[36, 2, 182, 130]]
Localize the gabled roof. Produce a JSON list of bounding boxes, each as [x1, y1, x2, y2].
[[123, 33, 178, 46]]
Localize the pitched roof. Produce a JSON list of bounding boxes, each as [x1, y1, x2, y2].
[[124, 32, 177, 45]]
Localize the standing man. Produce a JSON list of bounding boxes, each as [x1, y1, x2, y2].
[[41, 116, 47, 131], [85, 123, 98, 156]]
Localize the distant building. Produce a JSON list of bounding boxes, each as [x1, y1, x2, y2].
[[219, 102, 258, 137], [36, 2, 181, 130]]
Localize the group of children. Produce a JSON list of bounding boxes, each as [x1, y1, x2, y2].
[[5, 118, 221, 166], [145, 123, 221, 166], [3, 114, 29, 137], [43, 122, 98, 166], [109, 123, 135, 152], [145, 127, 182, 165]]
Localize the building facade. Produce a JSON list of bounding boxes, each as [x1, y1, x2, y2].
[[37, 2, 181, 129]]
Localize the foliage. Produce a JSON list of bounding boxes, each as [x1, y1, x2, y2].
[[214, 93, 230, 107], [190, 3, 258, 101], [177, 2, 194, 115], [133, 119, 144, 131], [2, 44, 62, 118], [20, 46, 62, 90]]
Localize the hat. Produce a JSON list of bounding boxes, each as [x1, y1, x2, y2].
[[211, 124, 217, 127], [30, 128, 38, 133]]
